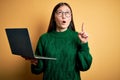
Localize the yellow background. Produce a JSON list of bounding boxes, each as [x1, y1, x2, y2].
[[0, 0, 120, 80]]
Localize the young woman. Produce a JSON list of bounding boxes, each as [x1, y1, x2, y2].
[[31, 2, 92, 80]]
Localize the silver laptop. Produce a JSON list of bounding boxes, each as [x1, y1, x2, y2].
[[5, 28, 56, 60]]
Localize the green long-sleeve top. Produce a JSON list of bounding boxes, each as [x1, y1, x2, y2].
[[31, 29, 92, 80]]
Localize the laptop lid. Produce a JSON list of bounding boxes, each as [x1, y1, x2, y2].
[[5, 28, 34, 58], [5, 28, 57, 60]]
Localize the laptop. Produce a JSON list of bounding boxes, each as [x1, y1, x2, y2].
[[5, 28, 56, 60]]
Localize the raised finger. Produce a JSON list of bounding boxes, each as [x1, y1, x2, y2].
[[81, 22, 84, 32]]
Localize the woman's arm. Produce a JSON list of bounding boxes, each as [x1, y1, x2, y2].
[[31, 37, 44, 74], [77, 42, 92, 71], [77, 23, 92, 71]]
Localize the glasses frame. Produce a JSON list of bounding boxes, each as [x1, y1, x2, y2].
[[55, 11, 71, 18]]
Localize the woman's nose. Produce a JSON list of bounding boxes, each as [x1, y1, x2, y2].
[[62, 13, 66, 19]]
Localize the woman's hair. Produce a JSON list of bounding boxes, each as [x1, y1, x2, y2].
[[47, 2, 75, 33]]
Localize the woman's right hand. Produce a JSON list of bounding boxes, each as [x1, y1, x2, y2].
[[21, 56, 38, 66], [31, 58, 38, 66]]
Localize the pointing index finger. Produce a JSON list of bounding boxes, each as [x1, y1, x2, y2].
[[81, 22, 84, 32]]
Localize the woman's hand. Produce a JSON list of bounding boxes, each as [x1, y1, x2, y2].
[[31, 58, 38, 66], [21, 56, 38, 66], [78, 23, 88, 43]]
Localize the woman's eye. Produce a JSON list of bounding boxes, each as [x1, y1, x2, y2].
[[58, 12, 62, 14]]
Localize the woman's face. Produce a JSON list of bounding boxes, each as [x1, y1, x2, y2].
[[55, 5, 71, 30]]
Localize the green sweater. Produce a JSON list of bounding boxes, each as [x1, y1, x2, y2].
[[31, 29, 92, 80]]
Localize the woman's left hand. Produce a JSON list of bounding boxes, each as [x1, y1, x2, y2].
[[78, 23, 88, 43]]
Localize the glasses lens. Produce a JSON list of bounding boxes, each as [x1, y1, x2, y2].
[[56, 11, 62, 16], [65, 12, 71, 17]]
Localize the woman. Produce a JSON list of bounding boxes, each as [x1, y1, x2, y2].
[[31, 2, 92, 80]]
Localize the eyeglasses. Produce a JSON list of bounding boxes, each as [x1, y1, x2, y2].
[[55, 11, 71, 18]]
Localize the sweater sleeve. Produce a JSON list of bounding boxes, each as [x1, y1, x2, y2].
[[77, 40, 92, 71], [31, 36, 44, 74]]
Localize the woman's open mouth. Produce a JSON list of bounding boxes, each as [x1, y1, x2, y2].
[[62, 21, 66, 23]]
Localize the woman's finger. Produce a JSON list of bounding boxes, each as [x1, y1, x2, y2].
[[31, 59, 38, 65], [81, 22, 84, 32], [82, 32, 88, 38]]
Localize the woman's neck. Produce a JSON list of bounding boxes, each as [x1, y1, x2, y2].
[[56, 27, 67, 32]]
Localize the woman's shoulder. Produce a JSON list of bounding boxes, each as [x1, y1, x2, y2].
[[69, 29, 79, 36], [39, 32, 50, 40], [69, 29, 81, 41]]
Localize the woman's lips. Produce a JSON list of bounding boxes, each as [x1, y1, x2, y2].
[[62, 21, 66, 23]]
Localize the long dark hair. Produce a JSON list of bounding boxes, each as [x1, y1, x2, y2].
[[47, 2, 75, 33]]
